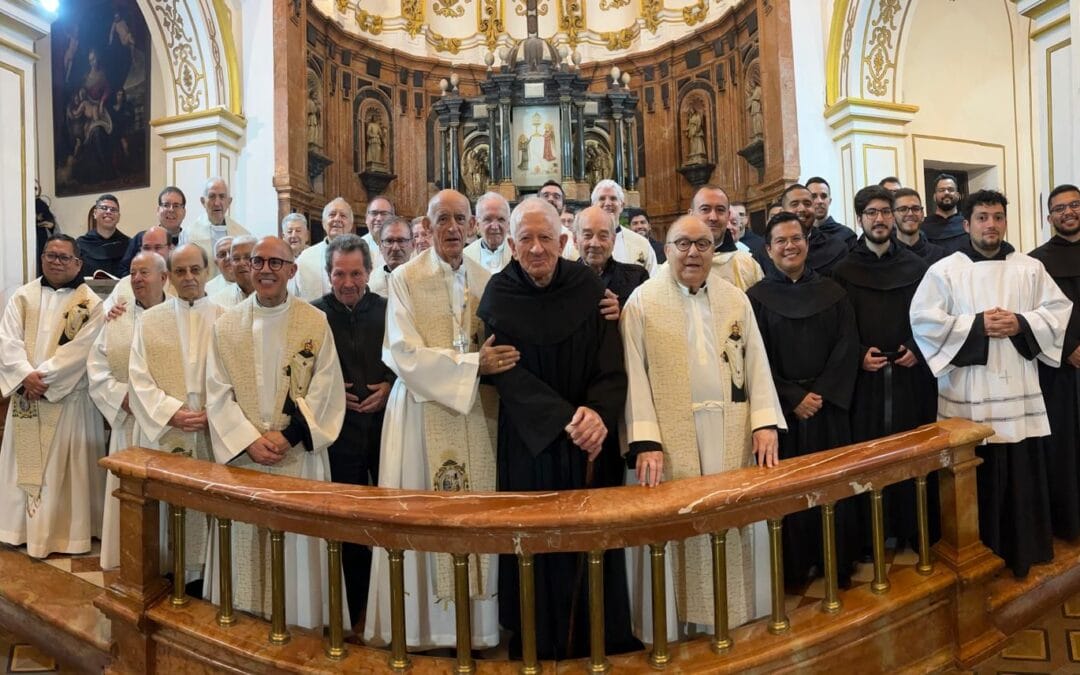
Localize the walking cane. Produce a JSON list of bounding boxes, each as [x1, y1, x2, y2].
[[565, 458, 596, 657]]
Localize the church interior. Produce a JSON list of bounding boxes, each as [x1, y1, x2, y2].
[[0, 0, 1079, 672]]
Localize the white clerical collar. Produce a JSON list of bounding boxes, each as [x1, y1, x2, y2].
[[481, 239, 504, 254], [179, 295, 211, 308], [435, 254, 466, 277], [254, 293, 291, 316], [676, 280, 708, 297]]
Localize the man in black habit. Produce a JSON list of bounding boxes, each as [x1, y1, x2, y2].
[[746, 211, 860, 586], [477, 197, 640, 660], [779, 184, 850, 276], [831, 186, 937, 549], [1029, 183, 1080, 541], [921, 173, 968, 253], [310, 233, 393, 622], [575, 205, 649, 308]]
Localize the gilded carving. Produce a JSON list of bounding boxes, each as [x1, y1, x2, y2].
[[433, 0, 469, 19], [478, 0, 505, 51], [355, 8, 384, 34], [515, 0, 548, 15], [838, 0, 858, 100], [335, 0, 349, 12], [429, 33, 463, 54], [152, 0, 205, 113], [599, 0, 631, 11], [197, 0, 225, 108], [682, 0, 707, 26], [402, 0, 425, 37], [862, 0, 902, 97], [641, 0, 662, 33], [558, 0, 585, 48], [601, 27, 636, 51]]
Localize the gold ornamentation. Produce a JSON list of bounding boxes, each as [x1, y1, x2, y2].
[[478, 0, 505, 51], [601, 27, 636, 50], [152, 0, 205, 113], [430, 32, 463, 54], [335, 0, 349, 11], [199, 0, 226, 110], [599, 0, 631, 10], [402, 0, 424, 36], [838, 0, 859, 102], [558, 0, 585, 48], [433, 0, 468, 19], [515, 0, 548, 15], [641, 0, 662, 33], [355, 7, 384, 34], [682, 0, 707, 26], [862, 0, 902, 97]]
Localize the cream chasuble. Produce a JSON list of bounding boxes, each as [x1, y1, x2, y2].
[[127, 296, 222, 577], [614, 226, 658, 274], [88, 300, 150, 570], [712, 250, 764, 292], [204, 294, 345, 630], [0, 279, 106, 558], [364, 249, 500, 650], [622, 268, 784, 638]]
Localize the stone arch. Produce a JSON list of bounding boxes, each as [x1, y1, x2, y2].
[[133, 0, 242, 117], [825, 0, 921, 106]]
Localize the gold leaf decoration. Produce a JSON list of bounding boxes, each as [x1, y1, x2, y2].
[[681, 0, 707, 26], [433, 0, 468, 19], [558, 0, 585, 48], [402, 0, 425, 37], [355, 8, 384, 34], [335, 0, 349, 12], [640, 0, 662, 33], [478, 0, 505, 51], [599, 0, 631, 10], [601, 26, 636, 50], [430, 33, 462, 54]]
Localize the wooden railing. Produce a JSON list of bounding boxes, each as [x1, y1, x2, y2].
[[98, 418, 1000, 673]]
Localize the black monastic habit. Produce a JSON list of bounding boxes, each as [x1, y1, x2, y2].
[[901, 232, 947, 265], [832, 240, 938, 547], [589, 256, 649, 307], [921, 212, 967, 253], [818, 216, 856, 249], [477, 258, 641, 660], [1029, 236, 1080, 541], [311, 289, 394, 619], [746, 266, 860, 586]]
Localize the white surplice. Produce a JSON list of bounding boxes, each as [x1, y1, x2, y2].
[[360, 232, 386, 272], [368, 265, 391, 297], [204, 294, 346, 630], [464, 238, 512, 273], [363, 256, 500, 650], [87, 301, 149, 570], [294, 239, 330, 302], [178, 214, 248, 280], [621, 276, 784, 641], [204, 273, 229, 297], [0, 281, 107, 558], [614, 226, 658, 274], [209, 282, 246, 308], [123, 296, 222, 577], [911, 250, 1072, 443]]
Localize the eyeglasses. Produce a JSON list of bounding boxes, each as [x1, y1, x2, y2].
[[43, 252, 77, 264], [894, 205, 924, 215], [250, 256, 293, 271], [770, 235, 807, 247], [159, 202, 185, 210], [96, 205, 119, 213], [382, 237, 412, 247], [861, 208, 894, 219], [367, 209, 393, 218], [669, 237, 713, 252], [1050, 200, 1080, 216]]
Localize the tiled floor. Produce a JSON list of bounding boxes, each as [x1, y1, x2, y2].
[[38, 540, 118, 591]]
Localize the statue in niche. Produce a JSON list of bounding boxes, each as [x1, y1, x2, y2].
[[747, 82, 764, 141], [463, 145, 490, 198], [365, 109, 387, 169], [685, 105, 707, 165], [585, 141, 612, 188], [306, 72, 322, 147]]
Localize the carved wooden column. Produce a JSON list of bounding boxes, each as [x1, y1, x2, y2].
[[94, 472, 167, 675], [933, 440, 1004, 667]]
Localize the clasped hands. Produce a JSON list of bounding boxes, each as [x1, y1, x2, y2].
[[566, 406, 606, 461], [983, 307, 1021, 338], [246, 431, 291, 466], [20, 371, 49, 400], [862, 344, 918, 371]]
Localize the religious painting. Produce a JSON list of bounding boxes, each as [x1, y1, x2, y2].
[[51, 0, 151, 197], [510, 105, 561, 187]]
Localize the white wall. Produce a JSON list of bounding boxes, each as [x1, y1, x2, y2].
[[34, 34, 167, 239], [232, 0, 277, 236]]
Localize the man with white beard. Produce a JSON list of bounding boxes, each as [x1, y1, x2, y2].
[[89, 251, 169, 570]]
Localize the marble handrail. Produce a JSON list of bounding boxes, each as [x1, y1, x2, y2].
[[101, 418, 993, 555]]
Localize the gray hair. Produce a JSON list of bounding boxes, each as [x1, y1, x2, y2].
[[203, 176, 229, 198], [325, 233, 372, 274], [509, 196, 560, 240], [230, 235, 257, 254], [214, 236, 234, 253], [281, 212, 308, 231], [573, 205, 616, 238], [322, 197, 353, 223], [426, 190, 472, 221], [132, 250, 168, 273], [476, 191, 510, 217], [590, 179, 625, 206]]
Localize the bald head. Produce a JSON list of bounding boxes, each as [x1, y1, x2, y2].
[[251, 236, 297, 306], [201, 177, 232, 225], [129, 251, 168, 309], [427, 190, 473, 266], [666, 215, 713, 291], [141, 226, 172, 258], [169, 244, 209, 301]]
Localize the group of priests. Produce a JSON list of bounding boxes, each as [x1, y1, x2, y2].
[[1, 173, 1078, 660]]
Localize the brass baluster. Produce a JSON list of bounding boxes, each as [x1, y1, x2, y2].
[[588, 551, 610, 673], [820, 504, 842, 613], [325, 540, 346, 660], [711, 531, 732, 652], [169, 505, 188, 607], [268, 530, 290, 645], [648, 543, 670, 668], [915, 476, 933, 575], [388, 549, 410, 671], [767, 519, 789, 634], [870, 490, 891, 594], [216, 518, 236, 626], [453, 553, 474, 674], [518, 553, 540, 675]]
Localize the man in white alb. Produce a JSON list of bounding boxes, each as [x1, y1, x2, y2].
[[463, 192, 513, 272], [295, 197, 355, 301], [179, 177, 249, 278], [592, 179, 658, 274], [368, 217, 414, 297], [210, 235, 256, 308]]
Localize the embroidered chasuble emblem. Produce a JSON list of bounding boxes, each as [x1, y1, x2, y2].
[[722, 320, 747, 403], [434, 459, 469, 492], [286, 339, 317, 401], [59, 300, 91, 345]]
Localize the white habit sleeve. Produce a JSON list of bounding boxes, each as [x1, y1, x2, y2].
[[620, 291, 662, 445], [87, 325, 129, 427], [910, 264, 976, 377], [128, 322, 185, 444], [40, 299, 104, 402], [0, 293, 34, 397], [1024, 265, 1072, 367], [292, 323, 346, 453], [383, 265, 480, 415]]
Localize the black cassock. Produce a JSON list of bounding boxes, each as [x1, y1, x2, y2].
[[921, 212, 967, 254], [757, 226, 850, 279], [477, 259, 641, 660], [901, 232, 947, 266], [594, 257, 649, 308], [832, 241, 938, 548], [1029, 236, 1080, 541], [747, 267, 860, 586]]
